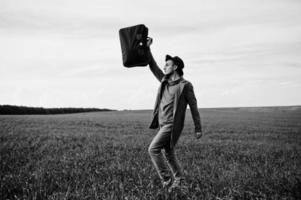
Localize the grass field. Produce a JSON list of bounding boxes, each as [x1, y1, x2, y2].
[[1, 107, 301, 200]]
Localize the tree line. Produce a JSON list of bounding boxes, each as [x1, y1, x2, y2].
[[0, 105, 114, 115]]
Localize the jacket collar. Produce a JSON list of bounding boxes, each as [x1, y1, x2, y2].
[[161, 76, 184, 86]]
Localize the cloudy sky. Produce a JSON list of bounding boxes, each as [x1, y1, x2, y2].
[[0, 0, 300, 110]]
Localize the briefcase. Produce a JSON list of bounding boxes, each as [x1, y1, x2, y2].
[[119, 24, 150, 67]]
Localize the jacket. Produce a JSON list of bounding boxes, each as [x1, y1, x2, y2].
[[148, 52, 202, 148]]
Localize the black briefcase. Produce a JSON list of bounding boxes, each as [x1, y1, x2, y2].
[[119, 24, 150, 67]]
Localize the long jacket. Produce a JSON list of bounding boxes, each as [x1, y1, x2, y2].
[[148, 53, 202, 148]]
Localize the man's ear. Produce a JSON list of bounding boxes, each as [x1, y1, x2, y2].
[[173, 65, 178, 71]]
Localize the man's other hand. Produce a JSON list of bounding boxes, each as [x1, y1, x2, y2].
[[195, 131, 203, 139]]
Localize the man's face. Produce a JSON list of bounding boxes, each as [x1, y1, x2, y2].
[[163, 60, 177, 75]]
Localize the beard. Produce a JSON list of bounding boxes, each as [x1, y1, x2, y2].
[[164, 69, 174, 76], [164, 71, 173, 79]]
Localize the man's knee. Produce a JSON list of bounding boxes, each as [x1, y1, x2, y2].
[[148, 144, 160, 155], [148, 144, 154, 155]]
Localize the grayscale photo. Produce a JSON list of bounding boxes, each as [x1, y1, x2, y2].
[[0, 0, 301, 199]]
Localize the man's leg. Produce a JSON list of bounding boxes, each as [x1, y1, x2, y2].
[[164, 147, 183, 182], [164, 143, 187, 192], [148, 124, 173, 183]]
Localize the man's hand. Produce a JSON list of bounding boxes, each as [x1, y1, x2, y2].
[[147, 37, 153, 47], [195, 131, 203, 139]]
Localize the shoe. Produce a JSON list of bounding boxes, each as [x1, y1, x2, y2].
[[168, 179, 187, 193], [162, 178, 173, 189]]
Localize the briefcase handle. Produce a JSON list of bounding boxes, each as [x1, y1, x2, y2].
[[146, 37, 153, 47]]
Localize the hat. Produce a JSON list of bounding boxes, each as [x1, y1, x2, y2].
[[165, 54, 184, 76]]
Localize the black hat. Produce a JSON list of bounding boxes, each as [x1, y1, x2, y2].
[[165, 54, 184, 76]]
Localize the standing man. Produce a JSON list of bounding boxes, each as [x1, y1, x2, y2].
[[147, 38, 203, 192]]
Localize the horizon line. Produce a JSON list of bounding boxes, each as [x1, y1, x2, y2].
[[1, 104, 300, 111]]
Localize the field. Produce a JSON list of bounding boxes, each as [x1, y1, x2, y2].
[[1, 107, 301, 200]]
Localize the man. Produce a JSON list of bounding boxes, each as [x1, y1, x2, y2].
[[147, 38, 203, 192]]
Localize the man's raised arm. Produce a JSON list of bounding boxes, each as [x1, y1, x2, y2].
[[148, 51, 164, 82], [147, 38, 164, 82]]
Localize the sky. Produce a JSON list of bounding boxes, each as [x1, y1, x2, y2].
[[0, 0, 301, 110]]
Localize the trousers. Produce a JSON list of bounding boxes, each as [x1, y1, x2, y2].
[[148, 123, 183, 182]]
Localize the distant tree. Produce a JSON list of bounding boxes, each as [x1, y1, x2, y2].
[[0, 105, 114, 115]]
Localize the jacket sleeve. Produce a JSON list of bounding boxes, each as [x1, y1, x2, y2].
[[148, 51, 164, 82], [184, 82, 202, 133]]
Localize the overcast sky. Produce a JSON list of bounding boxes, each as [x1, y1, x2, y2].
[[0, 0, 301, 110]]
